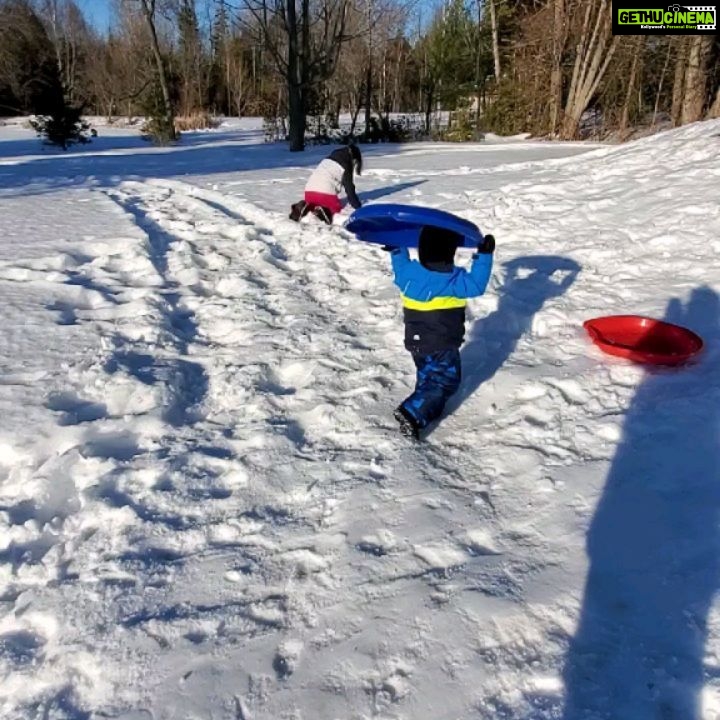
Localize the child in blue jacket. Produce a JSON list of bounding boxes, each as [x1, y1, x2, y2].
[[388, 226, 495, 439]]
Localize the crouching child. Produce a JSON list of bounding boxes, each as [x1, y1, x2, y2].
[[289, 145, 363, 224], [388, 226, 495, 439]]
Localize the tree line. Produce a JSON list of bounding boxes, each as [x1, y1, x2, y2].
[[0, 0, 718, 149]]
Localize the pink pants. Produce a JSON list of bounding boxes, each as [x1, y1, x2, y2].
[[304, 191, 342, 215]]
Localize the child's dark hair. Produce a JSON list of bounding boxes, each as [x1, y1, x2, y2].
[[418, 225, 461, 268]]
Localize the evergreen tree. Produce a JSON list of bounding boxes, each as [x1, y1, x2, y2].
[[0, 0, 64, 114], [177, 0, 202, 114], [30, 104, 91, 148], [426, 0, 482, 110]]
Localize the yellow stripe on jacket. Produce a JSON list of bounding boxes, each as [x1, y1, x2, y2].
[[401, 295, 467, 311]]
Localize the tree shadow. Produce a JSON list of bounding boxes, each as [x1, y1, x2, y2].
[[0, 130, 404, 196], [0, 134, 312, 197], [0, 131, 148, 159], [358, 180, 426, 203], [562, 285, 720, 720], [436, 254, 581, 431]]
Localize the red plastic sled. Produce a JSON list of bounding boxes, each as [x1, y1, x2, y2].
[[584, 315, 703, 366]]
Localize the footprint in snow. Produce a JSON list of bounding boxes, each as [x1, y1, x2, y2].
[[45, 391, 107, 426], [0, 629, 46, 667]]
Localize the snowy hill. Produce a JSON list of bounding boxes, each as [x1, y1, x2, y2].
[[0, 119, 719, 719]]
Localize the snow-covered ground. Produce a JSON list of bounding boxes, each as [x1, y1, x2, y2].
[[0, 118, 719, 720]]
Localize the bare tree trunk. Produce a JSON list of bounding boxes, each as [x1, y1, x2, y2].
[[64, 32, 78, 103], [652, 40, 672, 126], [423, 78, 434, 134], [681, 35, 714, 125], [475, 43, 483, 126], [671, 37, 688, 126], [393, 45, 403, 114], [529, 51, 546, 133], [489, 0, 501, 80], [563, 0, 595, 132], [363, 61, 373, 130], [45, 0, 79, 102], [226, 48, 232, 115], [47, 0, 65, 90], [138, 0, 176, 139], [473, 0, 481, 125], [286, 0, 305, 151], [561, 0, 618, 139], [708, 85, 720, 119], [349, 93, 362, 134], [230, 51, 247, 117], [276, 85, 284, 128], [381, 49, 389, 120], [360, 0, 374, 131], [549, 0, 566, 134], [620, 36, 644, 135]]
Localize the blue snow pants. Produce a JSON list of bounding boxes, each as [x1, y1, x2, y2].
[[400, 349, 462, 429]]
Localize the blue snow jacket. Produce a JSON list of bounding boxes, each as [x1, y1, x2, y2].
[[390, 247, 493, 354]]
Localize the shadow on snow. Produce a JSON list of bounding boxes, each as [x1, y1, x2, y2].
[[435, 254, 581, 432], [562, 285, 720, 720], [0, 129, 412, 197], [104, 192, 209, 427]]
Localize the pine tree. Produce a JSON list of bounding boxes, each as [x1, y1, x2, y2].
[[177, 0, 202, 114], [427, 0, 478, 110], [30, 104, 91, 149]]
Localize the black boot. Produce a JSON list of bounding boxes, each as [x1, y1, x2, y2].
[[393, 406, 420, 440], [312, 206, 333, 225], [289, 201, 309, 222]]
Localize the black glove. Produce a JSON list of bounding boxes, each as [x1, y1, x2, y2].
[[477, 234, 495, 254]]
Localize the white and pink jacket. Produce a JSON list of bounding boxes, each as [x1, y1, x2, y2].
[[304, 147, 362, 213]]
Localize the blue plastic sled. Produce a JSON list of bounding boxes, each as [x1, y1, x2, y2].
[[344, 203, 483, 249]]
